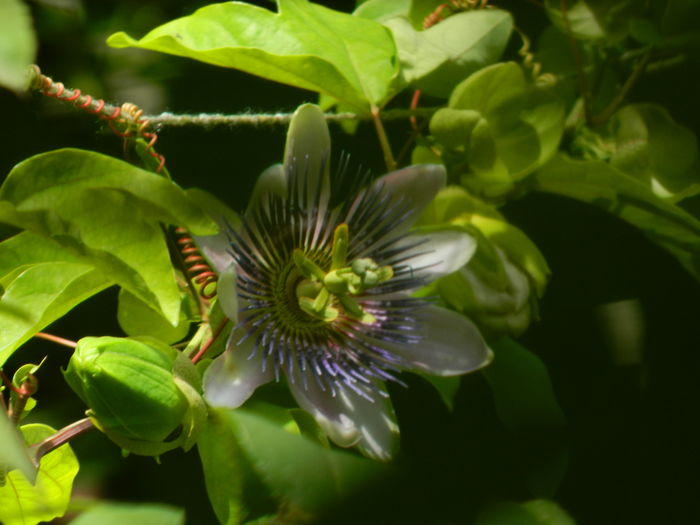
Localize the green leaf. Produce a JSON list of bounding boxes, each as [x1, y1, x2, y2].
[[0, 149, 216, 325], [0, 423, 79, 525], [0, 258, 109, 367], [0, 412, 34, 485], [0, 0, 36, 92], [482, 338, 568, 497], [533, 154, 700, 284], [71, 503, 185, 525], [289, 408, 330, 447], [604, 104, 699, 197], [544, 0, 640, 41], [353, 0, 411, 23], [0, 233, 112, 368], [225, 408, 388, 513], [1, 149, 215, 235], [418, 374, 460, 411], [117, 289, 191, 344], [107, 0, 399, 112], [197, 409, 246, 525], [384, 9, 513, 98], [432, 62, 564, 199], [476, 499, 576, 525]]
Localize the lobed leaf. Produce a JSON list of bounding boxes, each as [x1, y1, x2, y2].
[[1, 148, 216, 235], [384, 9, 513, 98], [0, 258, 109, 367], [0, 149, 217, 325], [107, 0, 399, 112], [0, 424, 79, 525]]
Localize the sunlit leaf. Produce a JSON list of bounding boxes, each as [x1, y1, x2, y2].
[[353, 0, 411, 23], [384, 9, 513, 98], [533, 153, 700, 284], [0, 0, 36, 92], [117, 289, 191, 345], [0, 232, 111, 366], [0, 261, 109, 367], [0, 148, 215, 235], [107, 0, 399, 112], [0, 424, 79, 525], [0, 149, 216, 325], [71, 503, 185, 525]]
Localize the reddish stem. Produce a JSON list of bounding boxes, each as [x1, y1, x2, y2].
[[34, 332, 78, 348], [191, 319, 230, 364], [29, 418, 95, 467]]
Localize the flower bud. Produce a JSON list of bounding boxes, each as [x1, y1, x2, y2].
[[64, 336, 204, 456], [417, 186, 550, 338]]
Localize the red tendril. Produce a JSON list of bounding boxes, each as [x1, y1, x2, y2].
[[174, 227, 218, 300]]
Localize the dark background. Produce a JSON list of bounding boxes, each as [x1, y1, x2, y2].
[[2, 1, 700, 523]]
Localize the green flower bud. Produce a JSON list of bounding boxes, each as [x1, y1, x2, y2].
[[64, 336, 204, 456], [417, 186, 550, 338]]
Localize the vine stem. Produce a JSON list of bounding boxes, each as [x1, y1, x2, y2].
[[29, 418, 95, 467], [590, 50, 651, 125], [560, 0, 593, 124], [370, 106, 397, 172], [144, 107, 439, 129], [34, 332, 78, 348]]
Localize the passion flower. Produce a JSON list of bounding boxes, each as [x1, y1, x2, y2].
[[198, 104, 492, 460]]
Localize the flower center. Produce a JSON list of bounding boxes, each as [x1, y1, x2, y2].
[[292, 223, 393, 325]]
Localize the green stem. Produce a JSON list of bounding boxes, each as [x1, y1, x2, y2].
[[590, 50, 651, 126], [145, 107, 440, 129], [560, 0, 593, 124], [370, 106, 397, 172]]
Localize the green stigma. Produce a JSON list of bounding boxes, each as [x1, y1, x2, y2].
[[293, 224, 394, 324]]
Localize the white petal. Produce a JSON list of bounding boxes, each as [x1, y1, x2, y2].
[[247, 163, 286, 215], [460, 247, 531, 312], [187, 188, 240, 274], [217, 263, 238, 323], [384, 305, 493, 376], [288, 374, 400, 461], [371, 164, 446, 222], [192, 231, 234, 274], [395, 229, 477, 282], [284, 104, 331, 206], [203, 335, 273, 408]]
